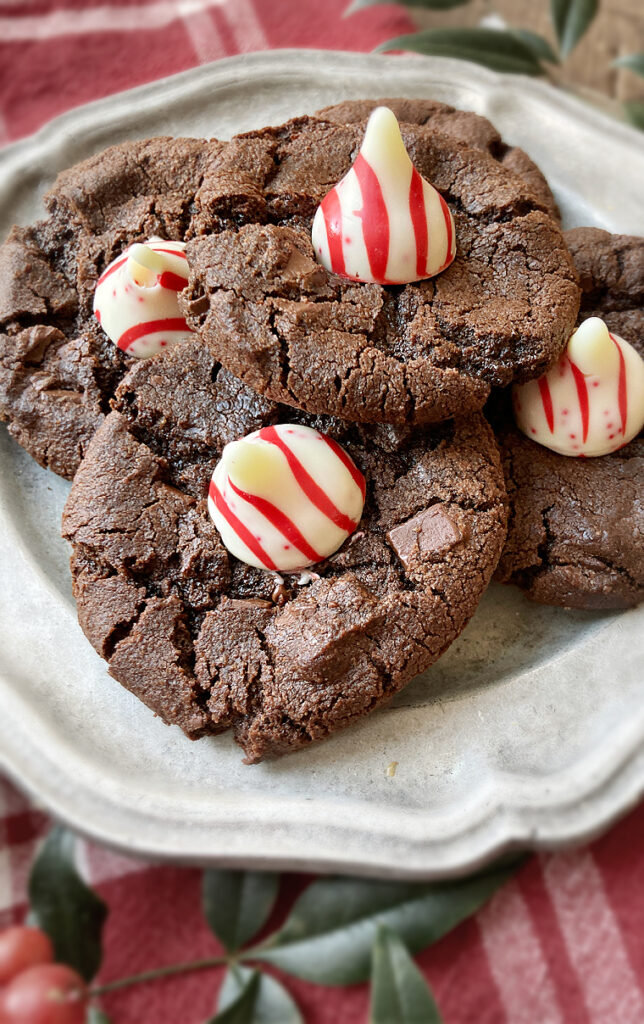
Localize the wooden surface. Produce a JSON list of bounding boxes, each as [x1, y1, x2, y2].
[[415, 0, 644, 102]]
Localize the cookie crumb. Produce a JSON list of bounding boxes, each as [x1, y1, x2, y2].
[[386, 761, 399, 778]]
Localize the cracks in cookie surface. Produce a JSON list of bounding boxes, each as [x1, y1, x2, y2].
[[0, 137, 213, 477], [63, 341, 508, 759], [493, 228, 644, 611], [181, 116, 579, 424], [2, 116, 579, 473], [496, 423, 644, 610], [565, 228, 644, 325]]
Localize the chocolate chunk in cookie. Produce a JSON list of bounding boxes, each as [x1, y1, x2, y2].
[[62, 338, 508, 761]]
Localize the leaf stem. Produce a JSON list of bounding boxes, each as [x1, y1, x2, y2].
[[90, 955, 232, 995]]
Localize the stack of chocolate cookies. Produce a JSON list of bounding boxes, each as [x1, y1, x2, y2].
[[1, 98, 641, 762]]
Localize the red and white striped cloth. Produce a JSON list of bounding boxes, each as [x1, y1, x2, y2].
[[0, 0, 413, 145], [4, 775, 644, 1023], [2, 1, 644, 1021]]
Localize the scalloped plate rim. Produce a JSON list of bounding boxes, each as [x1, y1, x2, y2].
[[0, 49, 643, 879]]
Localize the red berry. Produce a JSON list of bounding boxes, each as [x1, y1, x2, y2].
[[0, 929, 54, 986], [0, 964, 87, 1024]]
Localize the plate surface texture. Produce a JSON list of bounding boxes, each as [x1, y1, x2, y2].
[[1, 50, 643, 878]]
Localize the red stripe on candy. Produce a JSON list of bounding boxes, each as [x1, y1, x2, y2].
[[96, 247, 186, 287], [568, 357, 589, 442], [353, 153, 389, 283], [319, 435, 366, 500], [96, 255, 127, 286], [442, 195, 453, 258], [610, 333, 628, 435], [228, 480, 322, 564], [209, 480, 277, 571], [538, 376, 555, 434], [158, 271, 189, 291], [154, 247, 187, 260], [258, 426, 358, 534], [409, 167, 428, 278], [435, 195, 454, 274], [320, 189, 346, 276], [116, 317, 190, 352]]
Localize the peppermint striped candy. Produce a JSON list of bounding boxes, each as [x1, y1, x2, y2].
[[514, 317, 644, 457], [93, 238, 193, 358], [311, 106, 455, 285], [208, 424, 366, 572]]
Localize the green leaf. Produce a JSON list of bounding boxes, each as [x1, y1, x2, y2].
[[250, 860, 519, 985], [28, 827, 108, 982], [513, 29, 560, 64], [218, 966, 303, 1024], [614, 53, 644, 78], [87, 1010, 112, 1024], [550, 0, 599, 57], [370, 925, 442, 1024], [203, 871, 280, 953], [207, 971, 261, 1024], [375, 28, 545, 75], [346, 0, 470, 13], [624, 100, 644, 130]]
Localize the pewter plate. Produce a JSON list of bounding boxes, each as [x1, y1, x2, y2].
[[1, 51, 643, 879]]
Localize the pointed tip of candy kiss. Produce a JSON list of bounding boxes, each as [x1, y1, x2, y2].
[[94, 239, 191, 358], [360, 106, 410, 170], [224, 437, 285, 494], [209, 425, 366, 572], [567, 317, 617, 376], [311, 106, 455, 285], [126, 243, 166, 286], [513, 315, 644, 457]]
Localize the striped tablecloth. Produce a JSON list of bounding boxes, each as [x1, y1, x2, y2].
[[2, 2, 644, 1021], [3, 776, 644, 1023]]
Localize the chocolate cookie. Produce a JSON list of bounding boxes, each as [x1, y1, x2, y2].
[[62, 338, 508, 761], [182, 115, 579, 427], [0, 135, 220, 478], [1, 106, 572, 476], [495, 229, 644, 610], [566, 226, 644, 342], [317, 97, 560, 222]]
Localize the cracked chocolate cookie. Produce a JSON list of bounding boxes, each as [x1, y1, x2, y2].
[[1, 106, 571, 477], [495, 229, 644, 609], [62, 338, 508, 762], [317, 97, 560, 223], [181, 113, 579, 427], [0, 135, 221, 478], [566, 227, 644, 341]]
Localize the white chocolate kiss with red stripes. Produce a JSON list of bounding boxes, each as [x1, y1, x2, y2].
[[208, 424, 366, 572], [93, 239, 193, 358], [311, 106, 455, 285], [513, 317, 644, 457]]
